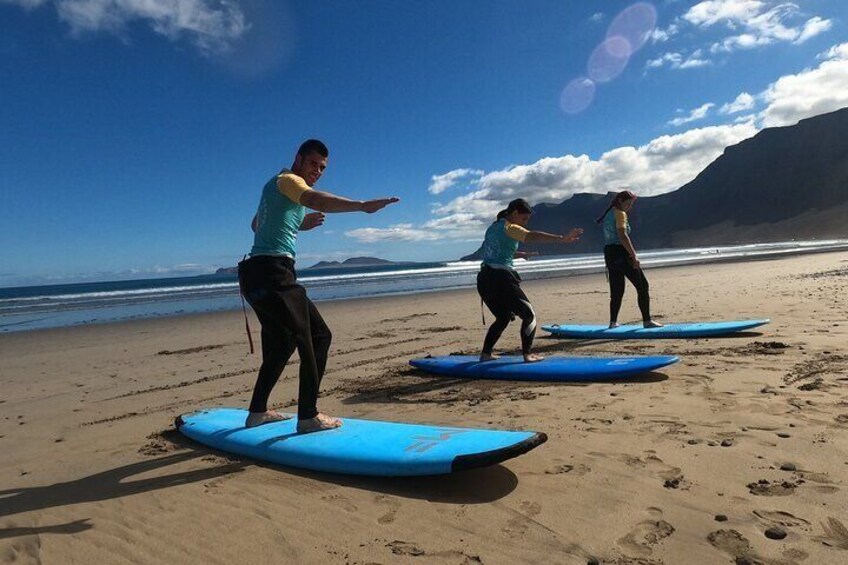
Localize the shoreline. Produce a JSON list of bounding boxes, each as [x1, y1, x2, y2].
[[2, 251, 847, 564], [3, 243, 848, 337]]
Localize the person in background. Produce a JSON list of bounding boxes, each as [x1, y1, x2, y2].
[[596, 190, 662, 329]]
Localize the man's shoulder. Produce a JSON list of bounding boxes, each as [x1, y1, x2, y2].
[[275, 170, 311, 203]]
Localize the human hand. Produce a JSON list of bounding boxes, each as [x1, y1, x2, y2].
[[562, 227, 583, 243], [361, 197, 400, 213], [630, 256, 641, 270], [300, 212, 325, 231]]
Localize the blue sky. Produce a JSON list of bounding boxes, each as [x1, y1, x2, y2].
[[1, 0, 847, 286]]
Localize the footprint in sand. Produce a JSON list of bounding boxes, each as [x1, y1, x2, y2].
[[375, 494, 401, 524], [384, 540, 484, 563], [753, 509, 810, 528], [591, 451, 688, 489], [618, 508, 675, 556], [544, 461, 592, 476], [320, 493, 358, 513], [818, 517, 848, 549], [707, 529, 757, 562], [386, 540, 426, 556], [546, 463, 575, 474], [504, 500, 542, 536]]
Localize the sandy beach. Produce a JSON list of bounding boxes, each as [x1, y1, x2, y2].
[[2, 251, 847, 565]]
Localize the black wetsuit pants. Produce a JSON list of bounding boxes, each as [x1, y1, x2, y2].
[[238, 255, 332, 420], [604, 244, 651, 323], [477, 265, 536, 356]]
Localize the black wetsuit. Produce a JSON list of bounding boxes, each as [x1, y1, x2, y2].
[[477, 265, 536, 356], [604, 244, 651, 323], [238, 255, 331, 419]]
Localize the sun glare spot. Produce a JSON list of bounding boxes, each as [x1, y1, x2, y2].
[[607, 2, 657, 53], [560, 77, 596, 114], [560, 2, 657, 115], [588, 36, 631, 82]]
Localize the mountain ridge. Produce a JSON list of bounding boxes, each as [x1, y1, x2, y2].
[[462, 107, 848, 260]]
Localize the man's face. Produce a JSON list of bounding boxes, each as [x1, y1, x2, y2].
[[294, 151, 328, 186]]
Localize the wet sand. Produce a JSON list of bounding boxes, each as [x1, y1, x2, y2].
[[2, 251, 847, 564]]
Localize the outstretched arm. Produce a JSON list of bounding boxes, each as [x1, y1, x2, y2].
[[525, 227, 583, 244], [300, 190, 399, 213]]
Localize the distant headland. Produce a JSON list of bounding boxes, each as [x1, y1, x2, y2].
[[215, 256, 416, 275]]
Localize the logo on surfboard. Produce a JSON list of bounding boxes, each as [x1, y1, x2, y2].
[[405, 429, 469, 453]]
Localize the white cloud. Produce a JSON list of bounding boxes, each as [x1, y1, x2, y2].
[[650, 23, 679, 43], [795, 16, 832, 44], [683, 1, 833, 54], [349, 41, 848, 245], [820, 43, 848, 61], [733, 113, 757, 124], [684, 0, 765, 26], [646, 50, 711, 70], [347, 122, 758, 243], [428, 168, 483, 195], [2, 0, 248, 55], [679, 49, 711, 68], [647, 52, 683, 68], [589, 12, 604, 23], [760, 42, 848, 127], [668, 102, 715, 126], [720, 92, 756, 114]]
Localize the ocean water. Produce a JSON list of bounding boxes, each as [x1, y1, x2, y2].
[[2, 240, 846, 333]]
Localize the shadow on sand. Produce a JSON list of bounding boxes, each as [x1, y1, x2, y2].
[[0, 450, 245, 536], [343, 367, 669, 407], [1, 428, 520, 541], [169, 428, 520, 505], [264, 460, 520, 505]]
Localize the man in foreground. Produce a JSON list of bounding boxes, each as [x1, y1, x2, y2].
[[239, 139, 399, 432]]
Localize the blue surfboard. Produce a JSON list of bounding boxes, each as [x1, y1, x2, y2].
[[409, 355, 678, 381], [542, 319, 769, 339], [175, 408, 546, 476]]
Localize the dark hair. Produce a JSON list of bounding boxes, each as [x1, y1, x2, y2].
[[297, 139, 329, 158], [496, 198, 533, 221], [596, 190, 636, 224]]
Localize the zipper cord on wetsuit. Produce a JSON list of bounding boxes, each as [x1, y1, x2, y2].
[[238, 255, 255, 354]]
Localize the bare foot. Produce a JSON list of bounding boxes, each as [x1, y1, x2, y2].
[[524, 353, 545, 363], [297, 413, 342, 434], [479, 352, 499, 362], [245, 410, 292, 428], [643, 320, 664, 328], [608, 322, 620, 329]]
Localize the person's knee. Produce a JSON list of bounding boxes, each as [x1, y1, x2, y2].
[[490, 314, 510, 330]]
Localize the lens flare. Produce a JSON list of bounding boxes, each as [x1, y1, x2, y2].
[[558, 2, 657, 115], [587, 36, 631, 83], [560, 77, 596, 114], [607, 2, 657, 53]]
